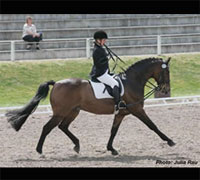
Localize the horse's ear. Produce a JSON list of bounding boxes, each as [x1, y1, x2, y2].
[[166, 57, 171, 65]]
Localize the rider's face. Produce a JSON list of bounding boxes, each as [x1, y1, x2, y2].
[[27, 18, 32, 25], [97, 39, 106, 46]]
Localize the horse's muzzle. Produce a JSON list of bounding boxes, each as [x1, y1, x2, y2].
[[160, 84, 170, 94]]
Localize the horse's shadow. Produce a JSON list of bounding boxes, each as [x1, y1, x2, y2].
[[15, 153, 189, 165], [50, 154, 165, 164]]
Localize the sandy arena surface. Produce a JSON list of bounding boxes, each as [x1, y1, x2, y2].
[[0, 104, 200, 167]]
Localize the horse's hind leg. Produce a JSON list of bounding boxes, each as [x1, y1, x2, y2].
[[131, 108, 175, 146], [36, 116, 63, 154], [58, 109, 80, 153]]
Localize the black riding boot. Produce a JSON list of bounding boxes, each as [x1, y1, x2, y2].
[[112, 86, 126, 114]]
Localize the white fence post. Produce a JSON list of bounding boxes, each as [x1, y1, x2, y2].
[[86, 38, 91, 59], [11, 41, 15, 61], [157, 35, 161, 55]]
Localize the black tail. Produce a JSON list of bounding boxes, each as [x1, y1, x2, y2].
[[6, 80, 55, 131]]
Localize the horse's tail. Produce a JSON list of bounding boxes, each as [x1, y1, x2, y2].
[[6, 80, 55, 131]]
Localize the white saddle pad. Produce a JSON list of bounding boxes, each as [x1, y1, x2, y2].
[[89, 77, 124, 99]]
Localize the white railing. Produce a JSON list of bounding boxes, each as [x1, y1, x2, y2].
[[0, 38, 92, 61], [145, 95, 200, 107], [2, 33, 200, 61], [0, 95, 199, 117], [157, 35, 161, 55]]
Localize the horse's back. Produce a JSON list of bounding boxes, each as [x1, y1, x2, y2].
[[51, 78, 89, 97], [56, 78, 88, 86]]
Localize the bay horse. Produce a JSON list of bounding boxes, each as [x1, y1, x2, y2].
[[6, 57, 175, 156]]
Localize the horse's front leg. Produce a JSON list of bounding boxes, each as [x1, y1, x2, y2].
[[131, 108, 175, 147], [107, 114, 125, 155]]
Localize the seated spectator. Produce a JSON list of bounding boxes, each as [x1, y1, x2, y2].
[[22, 16, 43, 50]]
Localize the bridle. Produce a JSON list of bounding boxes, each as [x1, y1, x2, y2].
[[157, 63, 170, 91]]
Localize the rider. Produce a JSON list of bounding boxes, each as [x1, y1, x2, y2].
[[90, 30, 126, 114]]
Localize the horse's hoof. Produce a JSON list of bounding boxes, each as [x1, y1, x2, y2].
[[168, 140, 176, 147], [111, 150, 119, 156], [73, 145, 80, 154], [36, 147, 42, 154]]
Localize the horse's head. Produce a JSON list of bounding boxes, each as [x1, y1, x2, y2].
[[153, 57, 171, 94], [125, 57, 171, 94]]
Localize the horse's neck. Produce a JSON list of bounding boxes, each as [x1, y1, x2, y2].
[[126, 65, 155, 88]]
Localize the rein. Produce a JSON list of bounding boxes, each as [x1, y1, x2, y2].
[[104, 44, 127, 72], [126, 82, 161, 108]]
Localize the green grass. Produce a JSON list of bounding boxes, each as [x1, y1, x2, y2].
[[0, 53, 200, 107]]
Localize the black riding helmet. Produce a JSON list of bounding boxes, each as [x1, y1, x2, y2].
[[93, 30, 108, 40]]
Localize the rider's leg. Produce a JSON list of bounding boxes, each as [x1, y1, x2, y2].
[[112, 86, 126, 113], [97, 70, 126, 113], [97, 70, 118, 89]]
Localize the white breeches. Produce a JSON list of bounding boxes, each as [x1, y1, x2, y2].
[[97, 70, 118, 89]]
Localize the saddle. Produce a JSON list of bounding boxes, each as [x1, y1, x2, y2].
[[89, 74, 125, 99]]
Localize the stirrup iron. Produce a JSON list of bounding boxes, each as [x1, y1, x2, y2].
[[118, 100, 127, 110]]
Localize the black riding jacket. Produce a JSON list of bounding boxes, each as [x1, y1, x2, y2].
[[90, 42, 110, 78]]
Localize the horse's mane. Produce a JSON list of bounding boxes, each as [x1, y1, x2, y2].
[[125, 57, 163, 74]]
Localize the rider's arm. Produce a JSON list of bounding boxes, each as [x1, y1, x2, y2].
[[93, 48, 109, 67]]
